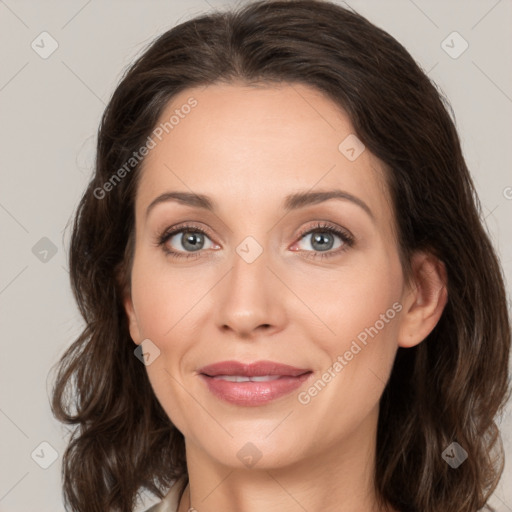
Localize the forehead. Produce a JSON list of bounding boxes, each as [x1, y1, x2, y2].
[[135, 82, 392, 224]]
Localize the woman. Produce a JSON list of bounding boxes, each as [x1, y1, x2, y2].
[[50, 1, 511, 511]]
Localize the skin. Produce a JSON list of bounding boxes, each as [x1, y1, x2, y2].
[[123, 83, 447, 512]]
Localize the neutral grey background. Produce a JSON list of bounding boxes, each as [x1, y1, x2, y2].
[[0, 0, 511, 510]]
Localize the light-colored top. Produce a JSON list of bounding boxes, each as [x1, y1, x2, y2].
[[143, 479, 185, 512]]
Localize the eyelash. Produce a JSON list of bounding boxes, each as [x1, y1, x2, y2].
[[155, 221, 355, 261]]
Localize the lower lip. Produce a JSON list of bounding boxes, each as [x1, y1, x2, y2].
[[200, 373, 313, 406]]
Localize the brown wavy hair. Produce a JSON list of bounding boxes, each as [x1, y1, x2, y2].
[[50, 1, 511, 511]]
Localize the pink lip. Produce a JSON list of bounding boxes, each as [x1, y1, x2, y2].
[[199, 360, 310, 377], [198, 360, 313, 406]]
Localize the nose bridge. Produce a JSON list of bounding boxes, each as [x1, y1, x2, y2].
[[214, 233, 285, 336]]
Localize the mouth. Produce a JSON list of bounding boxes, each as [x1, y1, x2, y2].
[[209, 375, 284, 382], [198, 360, 313, 406]]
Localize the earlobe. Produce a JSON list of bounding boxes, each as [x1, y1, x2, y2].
[[123, 295, 143, 345], [397, 252, 448, 348]]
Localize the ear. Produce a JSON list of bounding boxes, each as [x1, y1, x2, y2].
[[123, 294, 143, 346], [397, 251, 448, 348]]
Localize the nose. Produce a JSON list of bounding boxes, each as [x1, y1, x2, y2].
[[214, 242, 287, 339]]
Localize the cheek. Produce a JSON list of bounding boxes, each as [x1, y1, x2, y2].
[[130, 259, 198, 431], [296, 253, 403, 404], [130, 253, 203, 339], [295, 255, 403, 348], [297, 293, 401, 442]]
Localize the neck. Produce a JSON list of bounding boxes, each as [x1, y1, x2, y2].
[[176, 406, 394, 512]]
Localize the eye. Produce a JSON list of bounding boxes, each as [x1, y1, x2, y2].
[[154, 221, 355, 261], [291, 222, 355, 259], [156, 223, 219, 260]]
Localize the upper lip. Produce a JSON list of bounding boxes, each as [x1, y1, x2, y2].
[[198, 360, 311, 377]]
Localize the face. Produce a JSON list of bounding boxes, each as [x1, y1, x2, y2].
[[123, 82, 421, 470]]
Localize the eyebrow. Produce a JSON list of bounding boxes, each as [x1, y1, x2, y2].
[[145, 189, 374, 222]]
